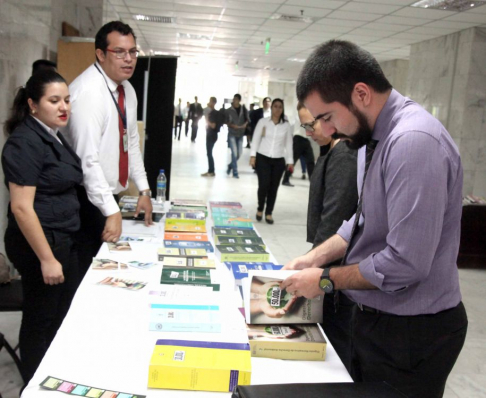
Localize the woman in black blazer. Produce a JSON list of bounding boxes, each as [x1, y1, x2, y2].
[[2, 70, 83, 383]]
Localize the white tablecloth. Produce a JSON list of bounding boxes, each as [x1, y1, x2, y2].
[[22, 216, 352, 397]]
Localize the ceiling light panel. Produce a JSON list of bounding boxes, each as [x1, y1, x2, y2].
[[133, 14, 175, 23], [277, 5, 334, 18], [412, 0, 486, 12]]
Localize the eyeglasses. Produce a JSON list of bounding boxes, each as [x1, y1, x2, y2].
[[300, 113, 327, 132], [106, 49, 140, 59]]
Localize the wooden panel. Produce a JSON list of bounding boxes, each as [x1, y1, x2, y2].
[[62, 22, 80, 37], [57, 40, 95, 85]]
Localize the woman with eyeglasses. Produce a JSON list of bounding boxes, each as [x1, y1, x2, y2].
[[2, 70, 82, 384], [298, 100, 358, 373], [250, 98, 293, 224]]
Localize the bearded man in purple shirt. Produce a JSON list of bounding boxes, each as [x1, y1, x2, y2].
[[281, 40, 468, 398]]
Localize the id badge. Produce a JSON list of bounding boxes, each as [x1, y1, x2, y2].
[[123, 130, 128, 152]]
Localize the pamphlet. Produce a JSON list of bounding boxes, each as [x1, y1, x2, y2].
[[107, 241, 132, 252], [91, 258, 128, 270], [97, 276, 147, 291]]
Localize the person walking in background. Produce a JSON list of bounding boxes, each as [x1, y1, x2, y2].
[[182, 100, 190, 137], [188, 96, 203, 142], [250, 98, 293, 224], [2, 71, 83, 383], [226, 93, 250, 178], [281, 114, 316, 187], [174, 98, 183, 140], [298, 100, 358, 372], [249, 97, 271, 149], [65, 21, 153, 280], [201, 97, 222, 177]]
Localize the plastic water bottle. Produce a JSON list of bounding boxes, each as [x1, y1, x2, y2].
[[156, 169, 166, 203]]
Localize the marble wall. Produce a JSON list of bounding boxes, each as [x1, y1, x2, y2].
[[407, 27, 486, 197], [0, 0, 103, 256], [379, 59, 410, 97]]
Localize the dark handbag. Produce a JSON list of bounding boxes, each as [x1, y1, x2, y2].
[[232, 382, 408, 398]]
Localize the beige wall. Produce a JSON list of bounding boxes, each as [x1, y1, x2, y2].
[[407, 27, 486, 197]]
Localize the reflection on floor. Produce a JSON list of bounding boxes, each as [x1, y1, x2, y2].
[[1, 130, 485, 398]]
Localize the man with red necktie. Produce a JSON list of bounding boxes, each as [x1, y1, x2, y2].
[[65, 21, 153, 280]]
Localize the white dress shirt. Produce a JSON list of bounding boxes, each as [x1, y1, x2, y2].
[[63, 63, 149, 217], [250, 117, 293, 164]]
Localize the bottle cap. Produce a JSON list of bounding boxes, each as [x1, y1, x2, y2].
[[160, 169, 164, 173]]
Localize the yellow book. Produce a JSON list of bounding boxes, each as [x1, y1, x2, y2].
[[148, 339, 251, 392], [165, 223, 207, 233], [247, 324, 327, 361]]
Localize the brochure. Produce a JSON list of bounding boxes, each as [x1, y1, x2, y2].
[[91, 258, 128, 271]]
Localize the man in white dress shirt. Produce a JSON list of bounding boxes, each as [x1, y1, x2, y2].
[[65, 21, 153, 278]]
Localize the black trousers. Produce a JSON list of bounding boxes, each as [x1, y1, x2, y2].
[[255, 153, 286, 215], [351, 301, 468, 398], [184, 118, 189, 136], [322, 292, 355, 374], [5, 227, 78, 383], [75, 186, 107, 282], [191, 119, 199, 141], [282, 135, 315, 183], [206, 130, 218, 173], [174, 115, 183, 139]]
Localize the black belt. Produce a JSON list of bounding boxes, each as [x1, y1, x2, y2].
[[357, 303, 395, 316]]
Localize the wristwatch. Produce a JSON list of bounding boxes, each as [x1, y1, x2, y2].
[[319, 267, 334, 294], [139, 190, 152, 197]]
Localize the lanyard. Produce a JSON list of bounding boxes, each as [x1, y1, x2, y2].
[[94, 64, 127, 130]]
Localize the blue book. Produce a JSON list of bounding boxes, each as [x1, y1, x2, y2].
[[164, 240, 214, 252], [149, 304, 221, 333], [226, 262, 283, 285]]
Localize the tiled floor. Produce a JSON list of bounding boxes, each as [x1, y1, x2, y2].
[[1, 130, 485, 397]]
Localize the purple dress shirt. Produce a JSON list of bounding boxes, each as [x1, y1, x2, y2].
[[337, 89, 463, 315]]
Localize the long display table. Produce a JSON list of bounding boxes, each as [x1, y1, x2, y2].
[[22, 216, 352, 397]]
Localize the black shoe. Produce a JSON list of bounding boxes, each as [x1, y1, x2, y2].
[[282, 181, 294, 187], [302, 174, 306, 180], [227, 165, 232, 175], [256, 212, 263, 221], [265, 215, 274, 224]]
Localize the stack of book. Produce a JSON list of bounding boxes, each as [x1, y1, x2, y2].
[[119, 195, 164, 222], [213, 227, 270, 262], [241, 270, 327, 361], [163, 199, 214, 252], [210, 201, 253, 229]]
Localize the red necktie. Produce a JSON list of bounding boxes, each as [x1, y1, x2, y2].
[[117, 85, 128, 187]]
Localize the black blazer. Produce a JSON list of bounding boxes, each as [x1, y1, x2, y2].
[[250, 108, 264, 131], [2, 116, 83, 233], [188, 103, 203, 121], [307, 141, 358, 247]]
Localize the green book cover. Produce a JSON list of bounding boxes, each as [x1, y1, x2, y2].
[[212, 216, 253, 229], [165, 218, 206, 227], [215, 236, 265, 248], [217, 245, 270, 262], [213, 227, 258, 238], [160, 266, 220, 291]]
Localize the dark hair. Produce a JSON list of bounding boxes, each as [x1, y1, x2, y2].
[[271, 98, 286, 124], [210, 97, 217, 104], [95, 21, 136, 54], [296, 40, 392, 108], [263, 97, 271, 103], [233, 94, 242, 101], [297, 101, 305, 111], [32, 59, 57, 75], [4, 71, 67, 136]]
